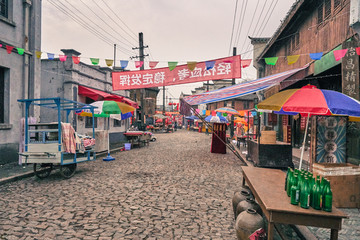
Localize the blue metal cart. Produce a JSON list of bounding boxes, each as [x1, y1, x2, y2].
[[17, 98, 97, 178]]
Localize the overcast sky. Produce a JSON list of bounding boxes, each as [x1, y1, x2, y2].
[[42, 0, 296, 104]]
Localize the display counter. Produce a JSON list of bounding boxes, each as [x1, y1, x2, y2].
[[247, 139, 293, 168]]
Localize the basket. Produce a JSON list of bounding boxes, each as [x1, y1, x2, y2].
[[124, 143, 131, 151]]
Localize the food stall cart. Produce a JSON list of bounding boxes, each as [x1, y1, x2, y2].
[[18, 98, 97, 178], [124, 131, 152, 147]]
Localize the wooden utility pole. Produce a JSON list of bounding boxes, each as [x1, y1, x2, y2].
[[132, 32, 148, 130], [230, 47, 236, 138]]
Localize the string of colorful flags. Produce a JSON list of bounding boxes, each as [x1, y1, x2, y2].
[[263, 48, 358, 66], [2, 42, 358, 70]]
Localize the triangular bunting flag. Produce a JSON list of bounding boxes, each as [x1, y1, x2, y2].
[[0, 44, 2, 48], [47, 53, 55, 60], [287, 55, 300, 65], [265, 57, 278, 65], [120, 60, 128, 69], [211, 111, 216, 116], [223, 113, 227, 116], [356, 47, 360, 56], [187, 62, 197, 71], [6, 45, 14, 54], [135, 61, 144, 68], [149, 61, 159, 69], [333, 49, 348, 61], [202, 110, 206, 115], [309, 52, 323, 60], [90, 58, 99, 65], [205, 60, 216, 70], [105, 59, 113, 67], [72, 56, 80, 64], [35, 51, 42, 59], [216, 112, 221, 117], [206, 110, 210, 116], [59, 55, 67, 62], [168, 62, 178, 71], [241, 59, 252, 68], [17, 48, 24, 55]]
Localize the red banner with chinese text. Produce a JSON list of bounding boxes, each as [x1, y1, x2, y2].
[[112, 55, 241, 90]]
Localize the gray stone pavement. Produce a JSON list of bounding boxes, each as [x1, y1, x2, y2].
[[0, 130, 246, 239], [0, 130, 358, 239]]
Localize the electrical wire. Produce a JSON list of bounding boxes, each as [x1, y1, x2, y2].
[[238, 0, 260, 54], [234, 0, 249, 47], [99, 0, 138, 40], [47, 0, 133, 57], [47, 0, 113, 47], [90, 0, 138, 47], [74, 0, 135, 53], [228, 0, 239, 56]]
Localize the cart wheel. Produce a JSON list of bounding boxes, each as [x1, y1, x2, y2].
[[60, 163, 77, 178], [33, 163, 53, 179]]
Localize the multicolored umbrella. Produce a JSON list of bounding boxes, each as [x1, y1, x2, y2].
[[257, 85, 360, 169], [257, 85, 360, 117], [215, 107, 241, 116], [204, 115, 228, 123], [76, 100, 135, 117], [76, 101, 135, 162]]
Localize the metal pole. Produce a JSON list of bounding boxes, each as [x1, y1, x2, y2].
[[139, 33, 145, 130], [163, 85, 166, 129], [299, 113, 310, 170]]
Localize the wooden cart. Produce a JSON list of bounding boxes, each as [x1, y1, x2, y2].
[[18, 98, 97, 178]]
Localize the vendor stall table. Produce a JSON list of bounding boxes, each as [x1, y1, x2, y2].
[[247, 139, 293, 168], [124, 131, 151, 147], [241, 166, 347, 240]]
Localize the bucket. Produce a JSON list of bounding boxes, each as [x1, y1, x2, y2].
[[125, 143, 131, 151]]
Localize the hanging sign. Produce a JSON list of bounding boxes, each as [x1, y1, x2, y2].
[[342, 39, 359, 99], [300, 116, 307, 130], [112, 55, 241, 90]]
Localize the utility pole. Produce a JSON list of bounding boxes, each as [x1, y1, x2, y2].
[[230, 47, 236, 139], [163, 86, 166, 129], [132, 32, 148, 130], [113, 44, 116, 70]]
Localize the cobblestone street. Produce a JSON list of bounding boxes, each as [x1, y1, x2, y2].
[[0, 130, 244, 239]]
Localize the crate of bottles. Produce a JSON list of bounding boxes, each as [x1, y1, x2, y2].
[[313, 163, 360, 208]]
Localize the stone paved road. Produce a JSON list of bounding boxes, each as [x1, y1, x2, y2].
[[0, 130, 244, 239]]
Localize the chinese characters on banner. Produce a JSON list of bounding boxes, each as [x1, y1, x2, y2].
[[316, 116, 347, 163], [342, 39, 359, 99], [300, 116, 307, 130], [112, 56, 241, 90]]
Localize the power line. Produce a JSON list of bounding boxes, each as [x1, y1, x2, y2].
[[90, 0, 138, 47], [228, 0, 239, 56], [99, 0, 139, 40], [74, 0, 135, 53], [238, 0, 260, 53], [234, 0, 249, 47], [48, 0, 133, 57], [233, 0, 246, 48], [47, 0, 113, 47], [239, 0, 268, 53]]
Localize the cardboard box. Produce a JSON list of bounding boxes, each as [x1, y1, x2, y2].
[[260, 130, 276, 144], [313, 163, 360, 208]]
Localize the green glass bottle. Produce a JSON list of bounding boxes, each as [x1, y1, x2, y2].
[[290, 175, 300, 205], [322, 180, 333, 212], [313, 178, 322, 210], [300, 177, 310, 209], [309, 176, 315, 208], [287, 171, 294, 197], [285, 167, 291, 191]]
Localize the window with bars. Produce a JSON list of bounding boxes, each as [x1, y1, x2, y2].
[[324, 0, 332, 19], [286, 32, 300, 54], [0, 0, 7, 18], [317, 4, 323, 25], [113, 119, 122, 127]]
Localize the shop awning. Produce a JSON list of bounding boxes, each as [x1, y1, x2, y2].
[[78, 85, 138, 108], [183, 65, 309, 105]]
